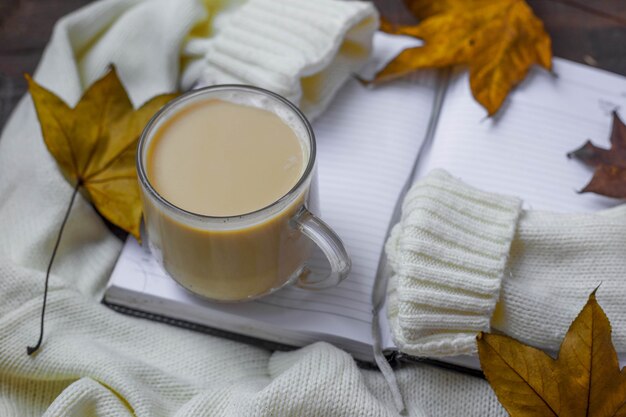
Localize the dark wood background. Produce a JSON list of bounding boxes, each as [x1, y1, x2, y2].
[[1, 0, 625, 129]]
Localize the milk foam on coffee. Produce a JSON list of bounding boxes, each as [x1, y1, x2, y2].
[[147, 95, 308, 217]]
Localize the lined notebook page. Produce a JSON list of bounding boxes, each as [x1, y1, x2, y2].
[[401, 59, 626, 369], [106, 33, 438, 350], [415, 58, 626, 212]]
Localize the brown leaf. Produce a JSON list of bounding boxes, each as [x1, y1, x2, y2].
[[27, 68, 176, 239], [478, 290, 626, 416], [568, 111, 626, 199], [372, 0, 552, 116]]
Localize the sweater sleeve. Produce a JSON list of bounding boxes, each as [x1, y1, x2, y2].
[[385, 170, 522, 357], [494, 205, 626, 353], [180, 0, 378, 120], [386, 170, 626, 357]]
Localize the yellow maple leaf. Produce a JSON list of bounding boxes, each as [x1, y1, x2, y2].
[[374, 0, 552, 116], [478, 290, 626, 416], [27, 68, 176, 239]]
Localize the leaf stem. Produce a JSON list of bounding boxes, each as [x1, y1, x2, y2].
[[27, 182, 81, 355]]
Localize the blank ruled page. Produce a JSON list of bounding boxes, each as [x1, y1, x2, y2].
[[386, 58, 626, 369], [416, 58, 626, 212], [106, 33, 439, 348]]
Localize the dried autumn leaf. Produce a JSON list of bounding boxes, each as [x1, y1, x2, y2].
[[568, 111, 626, 199], [477, 290, 626, 416], [27, 68, 176, 239], [373, 0, 552, 116]]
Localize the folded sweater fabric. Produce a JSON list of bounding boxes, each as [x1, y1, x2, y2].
[[5, 0, 622, 414], [0, 0, 509, 416], [182, 0, 378, 119], [386, 169, 626, 357]]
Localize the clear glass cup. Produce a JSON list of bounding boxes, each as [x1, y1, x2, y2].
[[137, 85, 351, 302]]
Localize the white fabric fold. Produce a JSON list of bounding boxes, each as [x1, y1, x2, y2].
[[181, 0, 378, 119], [0, 1, 506, 416], [386, 169, 626, 358], [386, 170, 522, 357]]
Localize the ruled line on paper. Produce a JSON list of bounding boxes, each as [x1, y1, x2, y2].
[[417, 58, 625, 214], [254, 300, 372, 325]]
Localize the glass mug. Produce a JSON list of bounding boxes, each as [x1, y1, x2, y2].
[[137, 85, 351, 302]]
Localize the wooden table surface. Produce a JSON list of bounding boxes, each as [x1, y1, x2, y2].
[[1, 0, 625, 129]]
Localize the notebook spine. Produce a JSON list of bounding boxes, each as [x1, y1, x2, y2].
[[102, 300, 295, 353], [390, 351, 485, 378]]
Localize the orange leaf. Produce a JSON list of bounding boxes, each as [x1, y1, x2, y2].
[[373, 0, 552, 116], [478, 290, 626, 416], [27, 68, 176, 239]]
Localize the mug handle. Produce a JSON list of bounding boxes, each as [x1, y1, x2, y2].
[[291, 207, 351, 289]]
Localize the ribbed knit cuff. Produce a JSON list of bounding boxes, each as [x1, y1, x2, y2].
[[181, 0, 378, 120], [386, 170, 522, 357]]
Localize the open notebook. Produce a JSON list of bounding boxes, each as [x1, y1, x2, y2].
[[104, 33, 626, 370]]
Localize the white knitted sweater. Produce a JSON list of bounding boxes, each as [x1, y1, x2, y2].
[[386, 170, 626, 357], [0, 1, 508, 416]]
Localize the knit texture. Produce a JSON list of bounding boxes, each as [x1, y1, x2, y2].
[[494, 206, 626, 351], [181, 0, 378, 120], [0, 0, 507, 416], [387, 170, 626, 358], [386, 170, 522, 356]]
